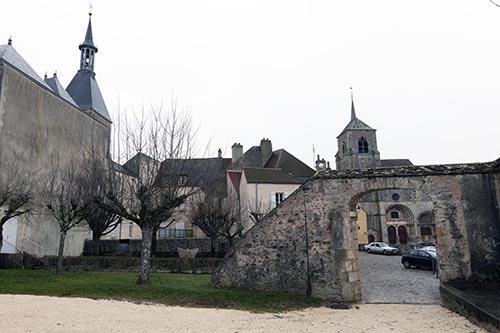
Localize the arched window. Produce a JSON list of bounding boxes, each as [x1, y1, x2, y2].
[[342, 141, 347, 154], [358, 137, 368, 153]]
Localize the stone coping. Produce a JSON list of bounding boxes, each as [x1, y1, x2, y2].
[[316, 158, 500, 180]]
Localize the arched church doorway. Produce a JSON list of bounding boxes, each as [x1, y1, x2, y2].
[[387, 226, 396, 244], [398, 226, 408, 244]]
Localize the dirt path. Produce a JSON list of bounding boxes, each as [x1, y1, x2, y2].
[[0, 295, 486, 332]]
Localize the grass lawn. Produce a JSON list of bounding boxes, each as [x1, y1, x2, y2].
[[0, 270, 323, 312]]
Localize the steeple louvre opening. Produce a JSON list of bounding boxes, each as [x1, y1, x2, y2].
[[78, 13, 98, 72]]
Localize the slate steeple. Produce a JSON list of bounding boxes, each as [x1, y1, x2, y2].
[[66, 11, 111, 122], [79, 12, 98, 72], [350, 87, 356, 120]]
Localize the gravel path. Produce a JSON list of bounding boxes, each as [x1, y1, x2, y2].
[[0, 295, 487, 332]]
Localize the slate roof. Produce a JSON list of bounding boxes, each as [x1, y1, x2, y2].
[[264, 149, 315, 183], [82, 16, 97, 49], [66, 70, 111, 121], [0, 44, 50, 89], [159, 157, 232, 189], [337, 117, 375, 137], [243, 168, 303, 184], [44, 74, 77, 106], [380, 159, 413, 167], [232, 146, 314, 183]]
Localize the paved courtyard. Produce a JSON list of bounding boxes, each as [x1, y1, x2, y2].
[[359, 251, 440, 304]]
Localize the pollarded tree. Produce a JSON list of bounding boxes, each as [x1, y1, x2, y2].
[[100, 103, 205, 285], [43, 164, 87, 274], [0, 152, 38, 252], [80, 156, 121, 256], [190, 189, 241, 257]]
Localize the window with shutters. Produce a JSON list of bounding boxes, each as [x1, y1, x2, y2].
[[271, 192, 287, 208]]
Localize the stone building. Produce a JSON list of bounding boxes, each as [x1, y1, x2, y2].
[[0, 13, 111, 256], [335, 95, 434, 248]]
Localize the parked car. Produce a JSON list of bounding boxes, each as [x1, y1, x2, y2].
[[410, 242, 435, 249], [364, 242, 399, 255], [401, 249, 437, 270]]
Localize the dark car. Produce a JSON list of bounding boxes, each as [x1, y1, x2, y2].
[[401, 249, 437, 270]]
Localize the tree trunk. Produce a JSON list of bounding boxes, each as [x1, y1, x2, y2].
[[137, 226, 153, 285], [91, 233, 100, 257], [210, 235, 217, 257], [0, 222, 4, 253], [57, 230, 67, 274]]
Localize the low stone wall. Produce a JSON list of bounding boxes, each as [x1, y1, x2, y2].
[[45, 256, 221, 273], [83, 239, 228, 258], [440, 283, 500, 333]]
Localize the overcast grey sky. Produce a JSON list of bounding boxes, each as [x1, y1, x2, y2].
[[2, 1, 499, 167]]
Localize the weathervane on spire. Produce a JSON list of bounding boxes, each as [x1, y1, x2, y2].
[[89, 1, 93, 16]]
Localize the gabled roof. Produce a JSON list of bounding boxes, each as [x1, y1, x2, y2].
[[243, 168, 303, 184], [159, 156, 232, 189], [380, 159, 413, 167], [0, 44, 50, 89], [66, 70, 111, 121], [264, 149, 315, 182], [44, 74, 77, 106]]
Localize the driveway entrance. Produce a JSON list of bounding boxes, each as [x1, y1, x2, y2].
[[360, 251, 440, 304]]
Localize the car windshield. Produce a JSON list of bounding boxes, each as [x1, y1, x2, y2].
[[424, 250, 437, 258]]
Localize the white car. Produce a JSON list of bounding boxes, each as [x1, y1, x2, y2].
[[364, 242, 399, 255]]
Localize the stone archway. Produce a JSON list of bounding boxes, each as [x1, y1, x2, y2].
[[214, 160, 500, 302]]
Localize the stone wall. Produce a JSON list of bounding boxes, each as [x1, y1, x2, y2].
[[214, 160, 500, 301], [0, 61, 111, 256]]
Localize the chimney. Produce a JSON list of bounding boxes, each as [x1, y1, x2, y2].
[[260, 138, 272, 167], [231, 143, 243, 163], [217, 148, 222, 159]]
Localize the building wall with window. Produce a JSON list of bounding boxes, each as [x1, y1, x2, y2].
[[236, 170, 302, 232]]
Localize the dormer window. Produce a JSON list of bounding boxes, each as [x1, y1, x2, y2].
[[178, 175, 187, 186], [358, 137, 368, 153]]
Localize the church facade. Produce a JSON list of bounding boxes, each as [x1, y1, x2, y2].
[[0, 14, 111, 256]]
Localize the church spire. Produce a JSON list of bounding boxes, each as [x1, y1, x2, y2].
[[79, 11, 98, 72], [350, 87, 356, 120]]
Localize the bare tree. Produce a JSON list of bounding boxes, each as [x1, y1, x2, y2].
[[0, 152, 38, 252], [190, 190, 241, 257], [99, 103, 203, 285], [80, 156, 121, 256], [248, 199, 272, 225], [43, 164, 87, 273]]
